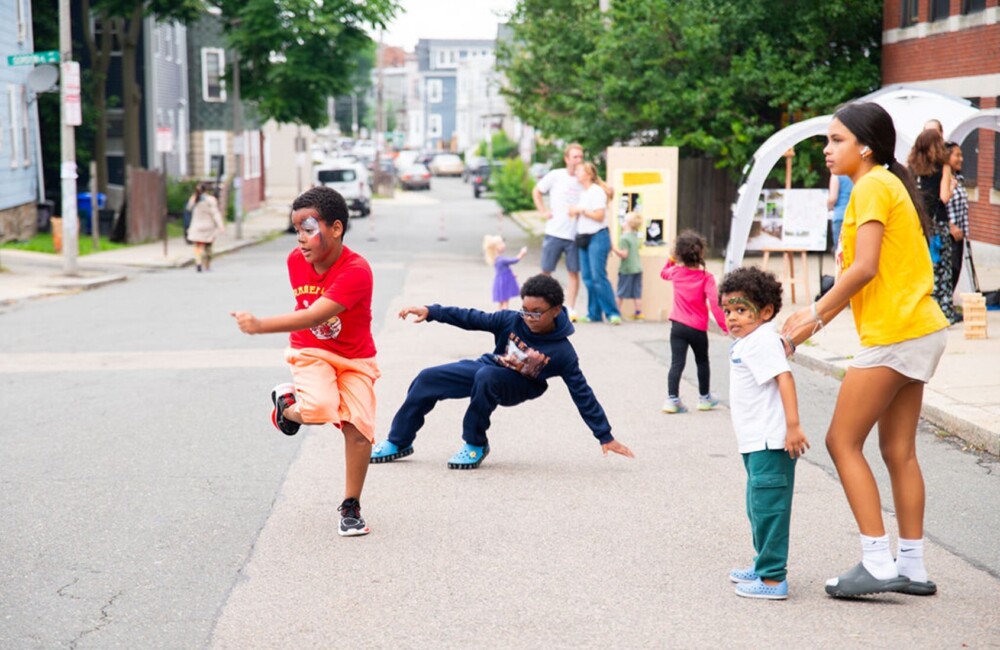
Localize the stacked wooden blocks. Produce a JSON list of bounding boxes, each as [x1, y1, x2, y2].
[[960, 293, 988, 340]]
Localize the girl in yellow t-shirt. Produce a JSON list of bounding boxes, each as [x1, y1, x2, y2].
[[782, 102, 948, 599]]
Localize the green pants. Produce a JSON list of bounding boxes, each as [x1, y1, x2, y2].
[[742, 449, 796, 582]]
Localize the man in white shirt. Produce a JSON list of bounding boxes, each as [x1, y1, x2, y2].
[[533, 143, 584, 320]]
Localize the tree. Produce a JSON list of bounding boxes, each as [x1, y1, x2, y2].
[[498, 0, 882, 179], [215, 0, 397, 129]]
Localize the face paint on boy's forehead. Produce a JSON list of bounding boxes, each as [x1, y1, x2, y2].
[[300, 216, 320, 238], [727, 296, 760, 317]]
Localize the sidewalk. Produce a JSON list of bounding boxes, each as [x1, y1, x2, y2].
[[1, 203, 997, 456], [511, 210, 1000, 457]]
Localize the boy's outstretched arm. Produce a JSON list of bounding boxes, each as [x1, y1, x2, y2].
[[398, 305, 429, 322], [602, 440, 635, 458], [775, 371, 809, 459], [231, 297, 343, 335]]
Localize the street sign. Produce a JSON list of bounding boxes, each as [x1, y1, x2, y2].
[[62, 61, 81, 127], [156, 127, 174, 153], [7, 50, 59, 66]]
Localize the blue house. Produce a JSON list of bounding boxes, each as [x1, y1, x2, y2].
[[414, 38, 494, 151], [0, 0, 43, 241]]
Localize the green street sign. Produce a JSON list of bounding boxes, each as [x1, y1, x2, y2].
[[6, 50, 60, 66]]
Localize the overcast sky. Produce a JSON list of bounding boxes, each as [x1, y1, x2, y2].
[[375, 0, 518, 50]]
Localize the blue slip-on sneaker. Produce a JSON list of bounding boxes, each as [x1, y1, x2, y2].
[[369, 440, 414, 464], [734, 577, 788, 600], [447, 443, 490, 470], [729, 566, 759, 584], [824, 562, 910, 598]]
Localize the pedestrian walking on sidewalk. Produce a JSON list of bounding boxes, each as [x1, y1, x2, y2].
[[659, 229, 728, 414], [369, 274, 635, 470], [782, 102, 949, 598], [230, 186, 381, 538], [185, 182, 226, 272], [720, 266, 809, 601]]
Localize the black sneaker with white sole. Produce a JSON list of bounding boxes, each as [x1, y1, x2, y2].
[[337, 498, 370, 537], [270, 383, 301, 436]]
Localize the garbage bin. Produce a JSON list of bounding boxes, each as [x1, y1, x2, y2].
[[37, 201, 55, 232], [77, 192, 107, 235]]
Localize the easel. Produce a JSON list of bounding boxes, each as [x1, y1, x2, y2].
[[760, 147, 811, 303], [761, 249, 810, 303]]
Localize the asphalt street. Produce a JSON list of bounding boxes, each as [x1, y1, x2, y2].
[[1, 177, 998, 648]]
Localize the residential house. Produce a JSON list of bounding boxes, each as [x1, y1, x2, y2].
[[414, 38, 495, 151], [882, 0, 1000, 256], [186, 10, 263, 212], [0, 0, 42, 241]]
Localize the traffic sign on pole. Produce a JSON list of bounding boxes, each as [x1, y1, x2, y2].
[[6, 50, 60, 66]]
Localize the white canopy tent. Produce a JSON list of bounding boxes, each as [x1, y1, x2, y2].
[[724, 85, 982, 272]]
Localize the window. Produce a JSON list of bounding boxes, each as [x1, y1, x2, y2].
[[203, 131, 227, 176], [245, 131, 262, 179], [428, 114, 442, 138], [202, 48, 226, 102], [962, 0, 986, 13], [437, 50, 447, 67], [901, 0, 919, 27], [318, 169, 357, 183], [93, 17, 122, 55], [960, 97, 980, 187], [8, 86, 20, 167], [427, 79, 443, 103], [164, 24, 173, 61], [930, 0, 949, 20], [19, 87, 29, 166], [15, 0, 26, 43]]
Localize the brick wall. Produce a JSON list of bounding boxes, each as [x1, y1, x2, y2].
[[882, 0, 1000, 247]]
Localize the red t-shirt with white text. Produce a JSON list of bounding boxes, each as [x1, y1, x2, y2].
[[287, 245, 376, 359]]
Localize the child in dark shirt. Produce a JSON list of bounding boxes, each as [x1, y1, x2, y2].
[[370, 274, 635, 469]]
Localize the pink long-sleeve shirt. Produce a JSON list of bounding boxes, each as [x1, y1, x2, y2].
[[660, 260, 728, 334]]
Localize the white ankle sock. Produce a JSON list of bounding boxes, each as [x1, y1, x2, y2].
[[860, 534, 897, 580], [896, 537, 928, 583]]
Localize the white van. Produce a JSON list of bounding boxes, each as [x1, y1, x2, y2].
[[313, 161, 371, 217]]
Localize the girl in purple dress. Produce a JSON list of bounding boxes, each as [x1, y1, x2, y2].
[[483, 235, 528, 309]]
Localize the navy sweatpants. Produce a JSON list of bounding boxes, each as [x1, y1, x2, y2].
[[387, 359, 548, 448]]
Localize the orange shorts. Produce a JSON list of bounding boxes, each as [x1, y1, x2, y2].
[[284, 347, 381, 442]]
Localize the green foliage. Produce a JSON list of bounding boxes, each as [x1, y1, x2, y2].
[[215, 0, 399, 128], [1, 233, 126, 256], [166, 178, 200, 215], [498, 0, 882, 181], [476, 131, 520, 160], [493, 159, 535, 215]]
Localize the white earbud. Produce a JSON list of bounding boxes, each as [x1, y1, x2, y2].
[[861, 146, 871, 156]]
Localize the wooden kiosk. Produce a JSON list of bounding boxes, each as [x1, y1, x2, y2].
[[605, 146, 680, 322]]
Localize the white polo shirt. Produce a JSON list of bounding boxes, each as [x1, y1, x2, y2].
[[728, 321, 791, 454]]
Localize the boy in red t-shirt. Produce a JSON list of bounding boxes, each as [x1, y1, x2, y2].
[[231, 186, 379, 537]]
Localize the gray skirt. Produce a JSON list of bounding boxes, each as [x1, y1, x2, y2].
[[849, 328, 947, 383]]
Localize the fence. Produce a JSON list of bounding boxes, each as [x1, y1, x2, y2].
[[125, 166, 166, 244], [676, 158, 738, 257]]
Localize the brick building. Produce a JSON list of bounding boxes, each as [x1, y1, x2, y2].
[[881, 0, 1000, 253]]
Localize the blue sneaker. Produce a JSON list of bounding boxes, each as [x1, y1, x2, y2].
[[369, 440, 414, 464], [698, 393, 720, 411], [729, 566, 759, 584], [735, 577, 788, 600], [447, 443, 490, 470]]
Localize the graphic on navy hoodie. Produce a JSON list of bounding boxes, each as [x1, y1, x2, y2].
[[496, 334, 550, 379]]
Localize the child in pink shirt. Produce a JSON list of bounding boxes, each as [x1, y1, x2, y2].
[[659, 230, 728, 413]]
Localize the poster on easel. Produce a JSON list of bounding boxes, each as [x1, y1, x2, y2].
[[746, 188, 828, 252], [611, 169, 671, 250]]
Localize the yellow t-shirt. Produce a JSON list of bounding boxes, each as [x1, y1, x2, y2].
[[841, 165, 948, 346]]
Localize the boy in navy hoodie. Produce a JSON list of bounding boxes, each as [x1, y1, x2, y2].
[[370, 274, 635, 469]]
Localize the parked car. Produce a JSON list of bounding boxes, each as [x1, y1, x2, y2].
[[399, 164, 432, 191], [313, 161, 371, 216], [472, 162, 504, 198], [428, 153, 465, 177]]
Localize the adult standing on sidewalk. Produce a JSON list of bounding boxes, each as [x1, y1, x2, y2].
[[569, 162, 621, 324], [533, 143, 584, 321], [186, 182, 226, 272], [782, 102, 949, 598], [945, 142, 970, 293]]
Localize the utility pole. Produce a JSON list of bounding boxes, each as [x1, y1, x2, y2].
[[231, 44, 243, 239], [375, 32, 392, 197], [59, 0, 79, 274]]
